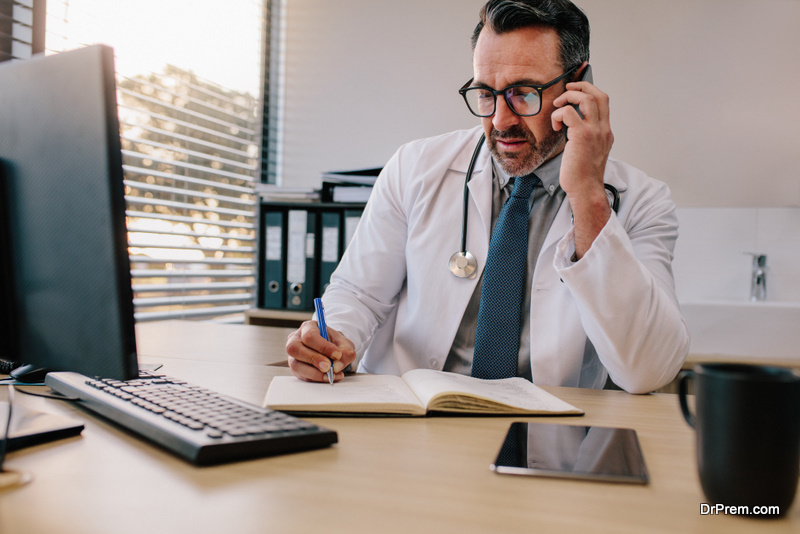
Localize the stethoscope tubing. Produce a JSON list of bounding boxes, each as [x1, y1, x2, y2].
[[460, 133, 486, 255]]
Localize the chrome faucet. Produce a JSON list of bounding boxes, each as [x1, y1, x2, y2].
[[749, 254, 767, 301]]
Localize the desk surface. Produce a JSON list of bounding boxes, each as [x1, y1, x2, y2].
[[2, 320, 798, 534]]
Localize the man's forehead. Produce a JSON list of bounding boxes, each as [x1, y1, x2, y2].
[[473, 26, 562, 84]]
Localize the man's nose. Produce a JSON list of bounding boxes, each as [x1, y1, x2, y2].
[[492, 94, 521, 131]]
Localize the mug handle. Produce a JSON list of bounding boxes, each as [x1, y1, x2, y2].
[[678, 371, 696, 429]]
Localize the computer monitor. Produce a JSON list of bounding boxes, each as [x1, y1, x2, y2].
[[0, 45, 138, 380]]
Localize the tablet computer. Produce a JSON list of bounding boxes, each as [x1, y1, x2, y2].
[[490, 422, 649, 484]]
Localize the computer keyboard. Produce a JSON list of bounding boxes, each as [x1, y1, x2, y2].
[[45, 370, 337, 465]]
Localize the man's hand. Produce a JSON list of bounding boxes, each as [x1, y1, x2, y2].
[[286, 320, 357, 382], [551, 72, 614, 259]]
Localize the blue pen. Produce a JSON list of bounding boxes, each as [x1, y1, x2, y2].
[[314, 298, 335, 385]]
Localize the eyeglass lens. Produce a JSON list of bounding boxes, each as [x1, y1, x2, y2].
[[464, 86, 541, 117]]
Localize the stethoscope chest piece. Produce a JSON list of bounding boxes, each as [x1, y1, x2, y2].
[[449, 133, 486, 280], [449, 250, 477, 279]]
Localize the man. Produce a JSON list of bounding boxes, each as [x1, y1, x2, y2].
[[285, 0, 689, 394]]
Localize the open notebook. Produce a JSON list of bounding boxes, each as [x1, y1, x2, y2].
[[264, 369, 583, 416]]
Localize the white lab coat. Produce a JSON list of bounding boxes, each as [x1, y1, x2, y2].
[[323, 126, 689, 394]]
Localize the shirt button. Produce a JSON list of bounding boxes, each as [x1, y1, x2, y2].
[[429, 359, 438, 369], [548, 185, 555, 193]]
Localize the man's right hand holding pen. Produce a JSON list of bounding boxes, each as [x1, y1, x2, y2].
[[286, 320, 357, 383]]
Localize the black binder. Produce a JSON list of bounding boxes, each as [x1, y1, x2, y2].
[[261, 210, 285, 309]]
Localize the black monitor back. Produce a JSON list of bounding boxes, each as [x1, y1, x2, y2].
[[0, 45, 138, 380]]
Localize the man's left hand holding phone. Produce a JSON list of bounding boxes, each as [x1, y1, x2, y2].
[[286, 300, 357, 383]]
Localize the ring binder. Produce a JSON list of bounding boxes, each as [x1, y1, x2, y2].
[[285, 210, 317, 310], [260, 210, 285, 309], [257, 201, 365, 312]]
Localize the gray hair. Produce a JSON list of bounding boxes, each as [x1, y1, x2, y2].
[[471, 0, 590, 71]]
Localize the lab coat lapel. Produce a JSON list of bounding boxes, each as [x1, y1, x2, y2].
[[541, 196, 573, 256], [466, 162, 493, 250]]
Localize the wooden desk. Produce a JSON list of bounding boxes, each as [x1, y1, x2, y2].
[[2, 321, 798, 533], [245, 307, 310, 328]]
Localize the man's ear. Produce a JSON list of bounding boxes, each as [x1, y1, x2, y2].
[[574, 61, 592, 84]]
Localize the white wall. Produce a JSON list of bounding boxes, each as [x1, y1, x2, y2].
[[582, 0, 800, 209], [279, 0, 482, 182]]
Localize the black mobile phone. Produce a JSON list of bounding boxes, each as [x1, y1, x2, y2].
[[490, 422, 649, 484], [565, 64, 593, 139]]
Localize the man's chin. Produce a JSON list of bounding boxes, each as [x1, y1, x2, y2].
[[493, 150, 539, 177], [494, 138, 565, 176]]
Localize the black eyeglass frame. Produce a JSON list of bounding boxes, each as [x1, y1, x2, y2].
[[458, 64, 581, 118]]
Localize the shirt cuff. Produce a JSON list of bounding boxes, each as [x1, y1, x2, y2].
[[554, 226, 579, 269]]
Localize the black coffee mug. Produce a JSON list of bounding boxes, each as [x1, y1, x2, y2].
[[679, 363, 800, 517]]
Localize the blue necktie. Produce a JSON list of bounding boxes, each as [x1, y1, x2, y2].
[[472, 174, 538, 379]]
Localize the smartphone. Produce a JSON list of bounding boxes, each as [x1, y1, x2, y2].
[[565, 64, 593, 139], [490, 422, 649, 484]]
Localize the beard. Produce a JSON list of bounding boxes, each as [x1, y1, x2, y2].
[[488, 124, 565, 177]]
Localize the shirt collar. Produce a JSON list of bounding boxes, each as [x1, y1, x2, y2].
[[491, 151, 563, 197]]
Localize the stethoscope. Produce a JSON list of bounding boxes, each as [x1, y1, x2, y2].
[[448, 133, 621, 279]]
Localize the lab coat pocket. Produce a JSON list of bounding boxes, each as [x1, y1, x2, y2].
[[532, 252, 560, 290]]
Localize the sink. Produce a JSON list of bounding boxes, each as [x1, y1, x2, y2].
[[680, 300, 800, 361]]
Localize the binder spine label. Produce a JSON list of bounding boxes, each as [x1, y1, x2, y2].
[[321, 226, 339, 263], [286, 210, 307, 284], [265, 226, 282, 261], [306, 233, 315, 260]]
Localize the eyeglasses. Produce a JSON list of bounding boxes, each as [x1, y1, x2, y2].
[[458, 64, 580, 118]]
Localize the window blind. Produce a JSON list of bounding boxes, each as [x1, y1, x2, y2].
[[118, 67, 261, 322], [38, 0, 267, 322], [0, 0, 45, 61]]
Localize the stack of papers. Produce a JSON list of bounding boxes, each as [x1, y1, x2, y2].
[[255, 184, 321, 202]]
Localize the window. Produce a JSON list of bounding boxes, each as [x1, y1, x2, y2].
[[3, 0, 268, 322], [117, 64, 261, 322]]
